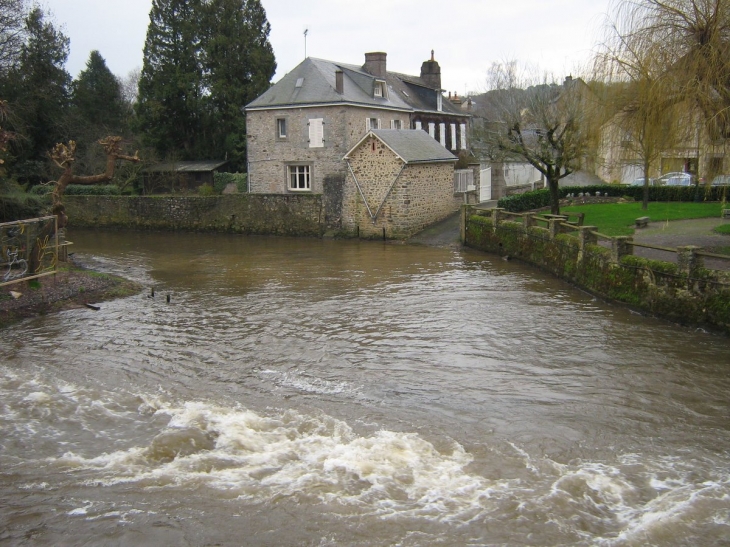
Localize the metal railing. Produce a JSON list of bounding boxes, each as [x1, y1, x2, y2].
[[1, 216, 59, 287]]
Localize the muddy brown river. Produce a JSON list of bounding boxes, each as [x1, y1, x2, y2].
[[1, 229, 730, 546]]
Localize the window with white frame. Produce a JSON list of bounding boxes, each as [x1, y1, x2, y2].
[[276, 118, 287, 139], [415, 121, 422, 130], [428, 122, 435, 138], [460, 123, 467, 150], [450, 123, 456, 150], [288, 165, 311, 191], [439, 123, 446, 147], [366, 117, 380, 131], [308, 118, 324, 148], [391, 119, 402, 129], [374, 80, 386, 98]]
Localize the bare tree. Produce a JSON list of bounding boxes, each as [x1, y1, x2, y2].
[[473, 64, 593, 215]]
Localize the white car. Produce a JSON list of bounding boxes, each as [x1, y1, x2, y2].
[[656, 172, 696, 186]]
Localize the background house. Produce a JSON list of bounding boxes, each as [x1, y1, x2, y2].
[[598, 99, 729, 184]]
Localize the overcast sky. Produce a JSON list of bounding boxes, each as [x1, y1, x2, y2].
[[42, 0, 614, 95]]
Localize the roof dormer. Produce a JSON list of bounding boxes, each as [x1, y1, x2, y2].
[[374, 79, 387, 99]]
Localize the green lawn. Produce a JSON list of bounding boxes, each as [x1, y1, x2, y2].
[[560, 202, 724, 236]]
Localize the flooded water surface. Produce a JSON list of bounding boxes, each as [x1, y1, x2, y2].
[[1, 230, 730, 546]]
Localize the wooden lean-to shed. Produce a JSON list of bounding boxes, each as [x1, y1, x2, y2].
[[343, 129, 459, 238], [143, 160, 229, 194]]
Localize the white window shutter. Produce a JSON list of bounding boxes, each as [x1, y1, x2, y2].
[[309, 118, 324, 148]]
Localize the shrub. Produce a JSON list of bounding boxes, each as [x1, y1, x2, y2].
[[497, 184, 728, 212], [198, 183, 215, 196], [213, 172, 247, 194], [65, 184, 121, 196]]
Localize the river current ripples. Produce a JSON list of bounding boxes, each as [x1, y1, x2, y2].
[[1, 230, 730, 546]]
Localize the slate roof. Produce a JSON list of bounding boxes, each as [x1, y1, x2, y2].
[[246, 57, 468, 118], [344, 129, 458, 164], [145, 160, 228, 173]]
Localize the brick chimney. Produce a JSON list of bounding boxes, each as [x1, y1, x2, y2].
[[420, 50, 441, 90], [335, 70, 343, 94], [364, 52, 387, 78]]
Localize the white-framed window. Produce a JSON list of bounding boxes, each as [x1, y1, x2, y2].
[[308, 118, 324, 148], [428, 122, 435, 138], [366, 117, 381, 131], [450, 123, 456, 150], [276, 118, 287, 139], [415, 121, 422, 131], [437, 94, 443, 112], [391, 120, 402, 129], [439, 123, 446, 147], [460, 123, 467, 150], [288, 164, 311, 191], [374, 80, 386, 98]]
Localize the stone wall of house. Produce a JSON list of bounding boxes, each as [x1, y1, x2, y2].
[[246, 107, 348, 194], [246, 106, 411, 195], [342, 135, 459, 238], [63, 195, 324, 236]]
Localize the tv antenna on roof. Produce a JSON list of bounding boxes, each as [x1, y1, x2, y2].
[[304, 28, 308, 59]]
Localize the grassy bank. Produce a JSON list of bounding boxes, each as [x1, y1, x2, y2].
[[561, 202, 724, 236]]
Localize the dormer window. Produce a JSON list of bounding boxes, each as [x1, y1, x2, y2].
[[374, 80, 386, 98], [437, 93, 443, 112]]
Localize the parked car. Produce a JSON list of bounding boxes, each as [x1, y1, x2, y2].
[[711, 175, 730, 186], [656, 172, 696, 186]]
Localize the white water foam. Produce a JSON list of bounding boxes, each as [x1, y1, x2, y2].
[[50, 400, 507, 522]]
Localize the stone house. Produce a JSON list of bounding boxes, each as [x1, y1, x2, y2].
[[343, 129, 458, 238], [598, 99, 729, 183], [244, 51, 470, 235]]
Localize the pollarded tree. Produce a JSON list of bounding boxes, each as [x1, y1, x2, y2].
[[202, 0, 276, 170], [474, 63, 593, 215], [136, 0, 205, 159]]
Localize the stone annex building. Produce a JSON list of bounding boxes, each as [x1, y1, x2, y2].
[[244, 51, 471, 238]]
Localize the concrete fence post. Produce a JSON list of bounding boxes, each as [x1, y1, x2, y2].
[[548, 218, 562, 239], [576, 226, 598, 263], [523, 213, 536, 231], [611, 236, 632, 264], [461, 205, 474, 244], [492, 208, 504, 232], [677, 246, 704, 279]]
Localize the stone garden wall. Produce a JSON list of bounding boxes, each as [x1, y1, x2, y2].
[[64, 194, 324, 237]]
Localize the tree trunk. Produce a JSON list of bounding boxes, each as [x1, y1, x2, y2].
[[548, 177, 561, 215]]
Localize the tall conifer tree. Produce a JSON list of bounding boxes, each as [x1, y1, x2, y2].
[[203, 0, 276, 169], [136, 0, 204, 159], [0, 7, 70, 182], [72, 50, 125, 131], [136, 0, 276, 169]]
